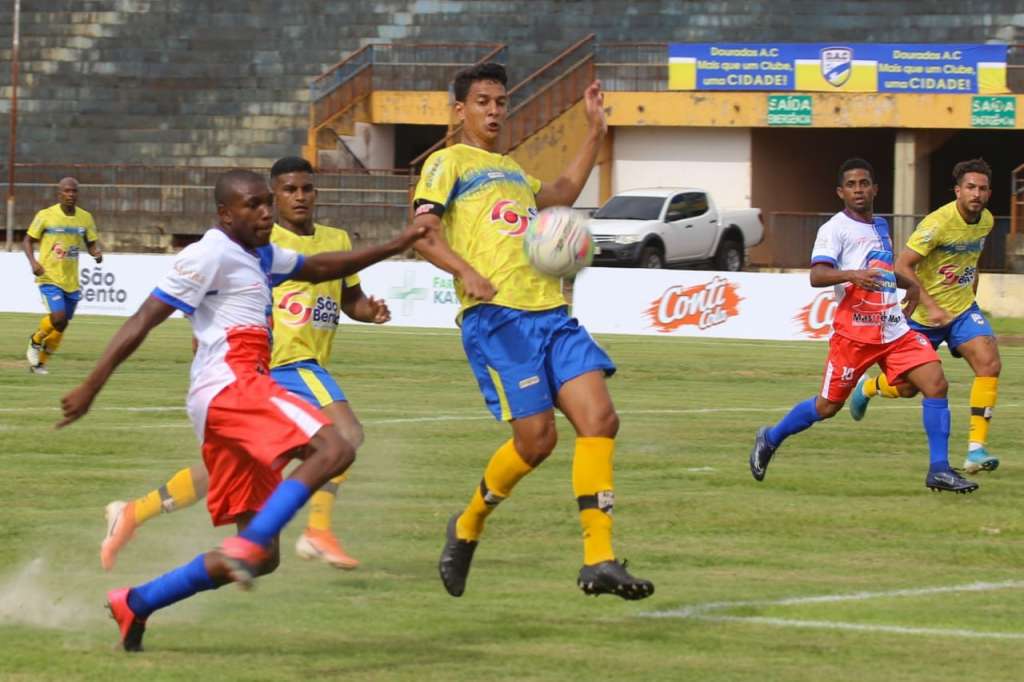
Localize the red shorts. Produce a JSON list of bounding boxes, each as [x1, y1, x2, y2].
[[821, 330, 940, 402], [202, 371, 330, 526]]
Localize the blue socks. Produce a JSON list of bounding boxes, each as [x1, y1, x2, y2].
[[239, 478, 312, 548], [127, 554, 216, 619], [767, 396, 822, 447], [922, 397, 951, 473]]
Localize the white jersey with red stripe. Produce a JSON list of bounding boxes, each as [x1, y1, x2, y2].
[[151, 228, 305, 440], [810, 211, 909, 344]]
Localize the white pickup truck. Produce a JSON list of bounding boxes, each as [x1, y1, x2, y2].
[[587, 188, 764, 271]]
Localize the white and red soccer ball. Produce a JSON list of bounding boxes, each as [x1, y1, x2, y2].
[[523, 206, 594, 278]]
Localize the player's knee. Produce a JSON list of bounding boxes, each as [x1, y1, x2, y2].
[[595, 409, 620, 438], [515, 428, 557, 465], [50, 313, 68, 331], [817, 401, 842, 419], [313, 428, 355, 478], [897, 385, 918, 398], [337, 421, 364, 450], [979, 357, 1001, 377], [923, 375, 949, 398]]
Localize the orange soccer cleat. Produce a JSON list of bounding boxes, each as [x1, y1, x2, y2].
[[101, 501, 137, 571], [295, 528, 360, 570], [106, 587, 146, 652]]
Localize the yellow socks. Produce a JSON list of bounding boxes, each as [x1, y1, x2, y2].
[[969, 376, 998, 450], [573, 436, 616, 566], [862, 373, 900, 399], [132, 466, 200, 525], [31, 315, 55, 346], [307, 473, 347, 532], [456, 439, 533, 541]]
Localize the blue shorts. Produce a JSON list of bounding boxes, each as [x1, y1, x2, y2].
[[908, 302, 994, 358], [270, 361, 347, 408], [39, 284, 82, 321], [461, 305, 616, 421]]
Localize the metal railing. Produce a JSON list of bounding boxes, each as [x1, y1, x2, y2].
[[1, 164, 412, 248], [757, 211, 1011, 271], [309, 42, 507, 131], [408, 34, 597, 175]]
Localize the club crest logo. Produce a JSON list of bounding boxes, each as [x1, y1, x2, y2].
[[820, 47, 853, 87]]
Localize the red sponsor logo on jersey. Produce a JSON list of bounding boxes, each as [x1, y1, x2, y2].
[[50, 242, 67, 259], [489, 199, 535, 237], [645, 277, 742, 332], [794, 290, 837, 339], [276, 291, 312, 327]]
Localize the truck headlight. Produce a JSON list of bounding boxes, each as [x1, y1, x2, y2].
[[613, 235, 643, 245]]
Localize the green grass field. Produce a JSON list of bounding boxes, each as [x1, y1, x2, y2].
[[2, 311, 1023, 681]]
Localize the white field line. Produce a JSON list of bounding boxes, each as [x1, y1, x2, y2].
[[644, 579, 1024, 619], [696, 615, 1024, 640], [642, 580, 1024, 640], [2, 403, 1021, 430]]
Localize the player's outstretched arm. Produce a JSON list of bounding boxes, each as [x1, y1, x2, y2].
[[57, 296, 176, 428], [535, 80, 607, 210], [341, 284, 391, 324], [412, 212, 496, 301], [895, 249, 950, 325], [296, 224, 426, 284]]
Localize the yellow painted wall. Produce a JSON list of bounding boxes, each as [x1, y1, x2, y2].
[[370, 91, 452, 125], [604, 91, 1022, 129], [509, 100, 593, 183]]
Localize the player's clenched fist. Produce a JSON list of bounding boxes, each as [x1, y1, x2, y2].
[[57, 383, 98, 428]]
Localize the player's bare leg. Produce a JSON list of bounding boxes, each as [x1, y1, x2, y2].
[[296, 400, 363, 569], [956, 335, 1001, 473], [557, 371, 653, 600], [439, 411, 551, 597], [903, 362, 977, 493]]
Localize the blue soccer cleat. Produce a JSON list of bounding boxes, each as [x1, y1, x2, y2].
[[963, 448, 999, 474], [849, 375, 871, 422], [925, 469, 979, 494]]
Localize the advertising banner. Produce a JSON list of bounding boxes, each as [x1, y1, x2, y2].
[[0, 254, 461, 328], [572, 268, 837, 341], [668, 43, 1009, 94]]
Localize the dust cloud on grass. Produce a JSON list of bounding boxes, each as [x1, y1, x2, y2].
[[0, 558, 102, 628]]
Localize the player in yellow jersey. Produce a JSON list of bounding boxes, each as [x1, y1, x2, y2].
[[100, 157, 389, 571], [850, 159, 1001, 474], [22, 177, 103, 374], [414, 63, 653, 600]]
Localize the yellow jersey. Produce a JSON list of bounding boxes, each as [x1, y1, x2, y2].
[[905, 201, 994, 326], [413, 143, 564, 314], [269, 223, 360, 368], [27, 204, 99, 292]]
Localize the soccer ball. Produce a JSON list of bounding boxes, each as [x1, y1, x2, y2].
[[523, 206, 594, 278]]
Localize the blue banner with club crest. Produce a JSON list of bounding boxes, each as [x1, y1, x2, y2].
[[668, 43, 1008, 94]]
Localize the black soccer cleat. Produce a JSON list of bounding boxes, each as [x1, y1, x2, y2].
[[925, 469, 979, 494], [438, 513, 477, 597], [577, 560, 654, 601], [749, 426, 777, 482]]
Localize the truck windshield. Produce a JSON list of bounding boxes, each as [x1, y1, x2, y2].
[[593, 196, 664, 221]]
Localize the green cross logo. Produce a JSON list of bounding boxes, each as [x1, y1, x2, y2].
[[388, 270, 429, 315]]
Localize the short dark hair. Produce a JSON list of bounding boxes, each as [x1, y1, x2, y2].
[[452, 62, 507, 102], [271, 156, 314, 179], [214, 169, 265, 205], [952, 158, 992, 185], [837, 158, 875, 186]]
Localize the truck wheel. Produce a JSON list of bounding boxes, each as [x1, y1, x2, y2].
[[637, 246, 665, 269], [714, 239, 743, 271]]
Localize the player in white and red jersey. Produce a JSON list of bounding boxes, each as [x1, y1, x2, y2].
[[748, 158, 977, 494], [56, 170, 424, 652]]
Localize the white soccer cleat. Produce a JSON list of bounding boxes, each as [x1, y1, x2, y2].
[[26, 338, 42, 368], [29, 364, 49, 375]]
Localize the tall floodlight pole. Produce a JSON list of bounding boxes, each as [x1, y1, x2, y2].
[[7, 0, 21, 251]]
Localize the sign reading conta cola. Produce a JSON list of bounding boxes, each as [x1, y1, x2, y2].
[[574, 268, 838, 341]]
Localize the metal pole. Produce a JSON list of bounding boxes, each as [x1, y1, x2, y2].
[[7, 0, 21, 251]]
